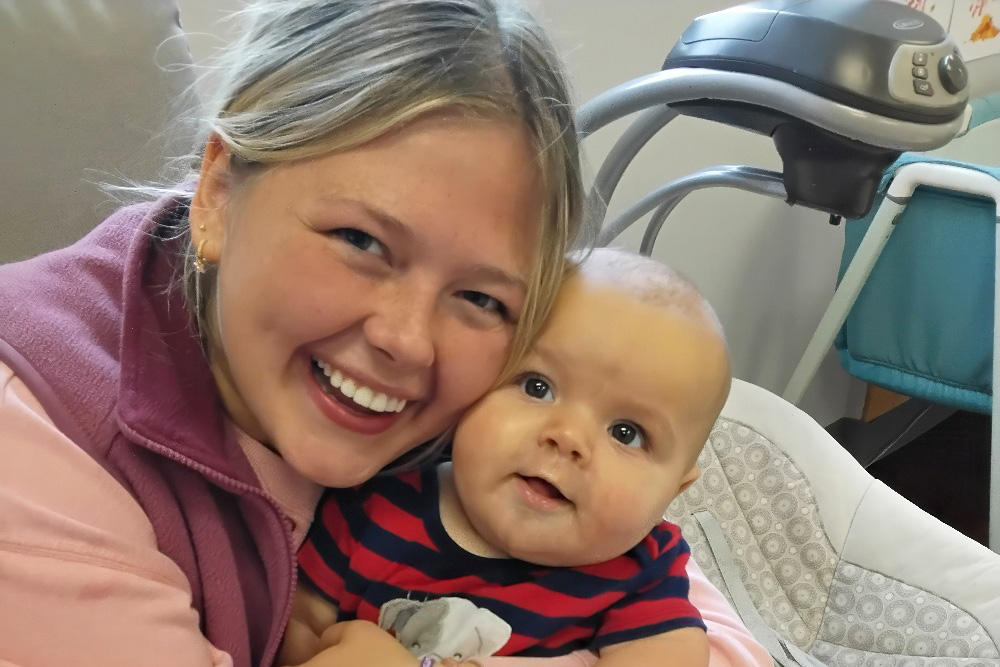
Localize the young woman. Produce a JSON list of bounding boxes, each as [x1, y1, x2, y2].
[[0, 2, 769, 666]]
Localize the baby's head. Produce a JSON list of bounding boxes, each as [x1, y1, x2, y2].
[[451, 248, 731, 566]]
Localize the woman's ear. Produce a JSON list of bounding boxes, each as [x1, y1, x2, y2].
[[678, 464, 701, 495], [189, 134, 234, 265]]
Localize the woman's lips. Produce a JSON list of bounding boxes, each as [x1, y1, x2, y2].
[[312, 358, 409, 413], [304, 356, 406, 435]]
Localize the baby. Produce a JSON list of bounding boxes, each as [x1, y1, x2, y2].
[[288, 248, 732, 666]]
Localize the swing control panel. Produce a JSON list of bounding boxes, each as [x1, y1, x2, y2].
[[664, 0, 970, 124], [660, 0, 973, 219], [889, 41, 969, 107]]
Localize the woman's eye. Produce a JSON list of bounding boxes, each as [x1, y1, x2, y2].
[[458, 290, 508, 318], [519, 375, 553, 401], [609, 422, 645, 448], [331, 228, 386, 257]]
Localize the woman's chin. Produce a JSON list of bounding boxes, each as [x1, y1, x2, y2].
[[281, 441, 389, 488], [268, 409, 436, 487]]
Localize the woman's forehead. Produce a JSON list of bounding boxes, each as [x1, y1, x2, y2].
[[248, 123, 541, 277]]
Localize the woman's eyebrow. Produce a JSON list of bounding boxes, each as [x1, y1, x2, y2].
[[315, 196, 412, 238], [467, 264, 527, 292], [315, 196, 526, 291]]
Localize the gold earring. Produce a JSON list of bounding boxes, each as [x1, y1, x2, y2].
[[193, 239, 209, 274]]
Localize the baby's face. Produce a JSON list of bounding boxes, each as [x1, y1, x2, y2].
[[451, 276, 731, 567]]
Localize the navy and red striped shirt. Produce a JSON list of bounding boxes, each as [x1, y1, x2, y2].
[[298, 467, 704, 657]]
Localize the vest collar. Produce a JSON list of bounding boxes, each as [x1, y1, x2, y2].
[[115, 195, 260, 489]]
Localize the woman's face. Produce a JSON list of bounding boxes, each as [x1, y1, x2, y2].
[[190, 113, 542, 487]]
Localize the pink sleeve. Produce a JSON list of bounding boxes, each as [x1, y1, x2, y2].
[[476, 555, 770, 667], [0, 364, 233, 667], [687, 558, 772, 667]]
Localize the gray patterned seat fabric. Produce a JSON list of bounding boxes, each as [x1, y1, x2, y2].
[[666, 379, 1000, 667]]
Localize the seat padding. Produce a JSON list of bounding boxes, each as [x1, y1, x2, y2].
[[666, 380, 1000, 665]]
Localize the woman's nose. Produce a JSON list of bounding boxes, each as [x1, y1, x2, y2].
[[363, 285, 436, 370]]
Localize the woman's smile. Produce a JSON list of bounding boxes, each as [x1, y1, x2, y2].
[[311, 357, 411, 414], [305, 356, 410, 436], [200, 114, 541, 487]]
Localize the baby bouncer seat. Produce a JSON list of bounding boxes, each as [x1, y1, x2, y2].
[[578, 1, 1000, 664], [670, 379, 1000, 667]]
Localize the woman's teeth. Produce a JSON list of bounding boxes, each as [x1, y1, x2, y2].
[[313, 359, 407, 413]]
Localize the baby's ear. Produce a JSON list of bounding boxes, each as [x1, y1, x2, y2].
[[678, 465, 701, 494]]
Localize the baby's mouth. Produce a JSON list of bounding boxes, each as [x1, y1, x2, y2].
[[518, 474, 569, 503]]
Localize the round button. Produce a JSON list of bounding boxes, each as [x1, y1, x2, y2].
[[938, 53, 968, 94]]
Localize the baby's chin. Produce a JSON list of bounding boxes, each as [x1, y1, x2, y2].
[[470, 510, 648, 568], [507, 546, 624, 568], [495, 534, 628, 568], [498, 527, 656, 567]]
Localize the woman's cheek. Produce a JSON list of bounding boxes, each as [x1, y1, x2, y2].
[[452, 324, 511, 384]]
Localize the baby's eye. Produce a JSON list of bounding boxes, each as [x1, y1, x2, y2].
[[519, 375, 553, 401], [331, 228, 386, 258], [609, 422, 645, 448]]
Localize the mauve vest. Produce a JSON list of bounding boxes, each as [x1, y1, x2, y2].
[[0, 195, 295, 667]]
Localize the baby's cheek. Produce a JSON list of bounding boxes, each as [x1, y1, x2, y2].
[[590, 485, 658, 538]]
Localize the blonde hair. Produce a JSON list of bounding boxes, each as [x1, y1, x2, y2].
[[173, 0, 585, 381]]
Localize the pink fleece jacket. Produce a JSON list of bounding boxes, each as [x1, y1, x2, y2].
[[0, 362, 770, 666]]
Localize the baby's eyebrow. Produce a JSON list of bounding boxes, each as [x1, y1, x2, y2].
[[529, 341, 561, 369], [620, 399, 676, 447]]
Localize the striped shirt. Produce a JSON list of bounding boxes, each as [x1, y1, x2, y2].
[[298, 467, 704, 657]]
